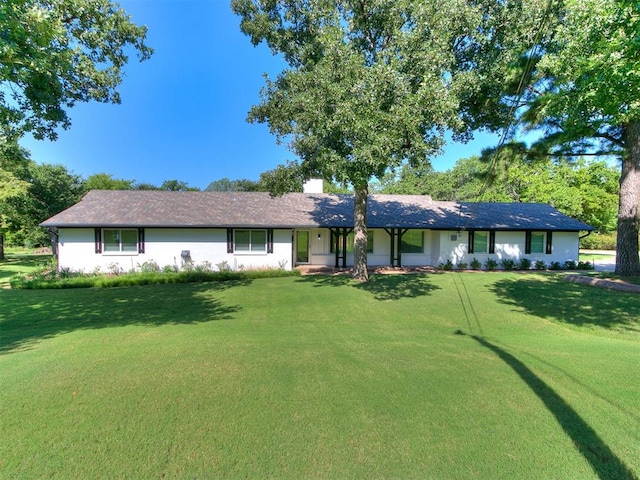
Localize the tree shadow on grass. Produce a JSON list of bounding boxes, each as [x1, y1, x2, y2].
[[0, 281, 247, 354], [296, 273, 441, 301], [460, 333, 638, 480], [0, 254, 52, 285], [489, 275, 640, 334]]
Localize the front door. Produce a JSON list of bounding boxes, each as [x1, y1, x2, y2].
[[296, 231, 310, 263]]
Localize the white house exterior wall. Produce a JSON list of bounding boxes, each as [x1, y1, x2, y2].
[[56, 228, 294, 273], [55, 227, 581, 272], [435, 230, 580, 267]]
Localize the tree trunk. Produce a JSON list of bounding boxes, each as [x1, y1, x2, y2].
[[0, 232, 4, 261], [352, 183, 369, 282], [615, 121, 640, 276]]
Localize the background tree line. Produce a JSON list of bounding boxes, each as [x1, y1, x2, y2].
[[377, 145, 620, 236]]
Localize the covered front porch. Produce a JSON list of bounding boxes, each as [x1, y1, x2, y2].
[[292, 227, 441, 268]]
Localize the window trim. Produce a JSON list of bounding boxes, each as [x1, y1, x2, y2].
[[233, 229, 269, 253], [101, 228, 142, 255], [330, 231, 374, 254], [525, 231, 551, 255], [469, 230, 494, 254]]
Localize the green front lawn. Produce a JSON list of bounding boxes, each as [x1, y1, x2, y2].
[[1, 273, 639, 479], [0, 250, 52, 287]]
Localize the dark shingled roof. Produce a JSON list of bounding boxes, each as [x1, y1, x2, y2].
[[41, 190, 595, 231]]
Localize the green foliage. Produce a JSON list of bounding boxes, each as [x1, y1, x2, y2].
[[10, 265, 299, 289], [382, 153, 619, 233], [3, 161, 84, 247], [0, 0, 152, 141], [470, 258, 482, 270], [159, 179, 199, 191], [232, 0, 540, 280], [205, 178, 262, 192], [0, 251, 52, 287], [580, 232, 617, 250], [577, 261, 594, 271], [535, 260, 547, 270], [456, 262, 468, 271], [500, 258, 517, 271], [439, 259, 454, 271], [83, 173, 135, 191], [510, 0, 640, 274], [485, 258, 498, 271], [519, 258, 532, 270]]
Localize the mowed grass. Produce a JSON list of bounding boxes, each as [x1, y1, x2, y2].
[[1, 273, 639, 479], [0, 251, 52, 288]]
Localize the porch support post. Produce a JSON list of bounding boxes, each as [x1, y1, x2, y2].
[[341, 228, 348, 268], [385, 228, 396, 266]]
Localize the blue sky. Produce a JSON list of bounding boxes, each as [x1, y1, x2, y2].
[[20, 0, 502, 190]]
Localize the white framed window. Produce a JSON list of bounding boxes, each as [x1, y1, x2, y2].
[[103, 229, 138, 253], [235, 229, 267, 252]]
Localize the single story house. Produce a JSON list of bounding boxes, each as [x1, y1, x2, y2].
[[41, 185, 594, 272]]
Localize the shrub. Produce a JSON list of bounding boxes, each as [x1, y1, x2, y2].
[[579, 232, 617, 250], [470, 258, 481, 270], [194, 261, 215, 273], [577, 260, 594, 270], [519, 258, 532, 270], [457, 262, 468, 270], [138, 260, 161, 273], [549, 261, 562, 270], [106, 262, 124, 275], [484, 258, 498, 271], [500, 258, 516, 270], [564, 260, 577, 270], [10, 267, 300, 289], [439, 259, 454, 271], [217, 261, 232, 272]]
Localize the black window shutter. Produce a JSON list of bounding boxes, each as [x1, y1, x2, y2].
[[546, 231, 553, 254], [468, 231, 474, 254], [227, 228, 234, 253], [267, 229, 274, 254], [489, 231, 496, 254], [94, 228, 102, 254], [138, 228, 145, 254], [525, 231, 532, 254]]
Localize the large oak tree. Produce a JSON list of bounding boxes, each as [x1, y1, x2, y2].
[[517, 0, 640, 275], [233, 0, 540, 280], [1, 0, 152, 141], [1, 0, 151, 258]]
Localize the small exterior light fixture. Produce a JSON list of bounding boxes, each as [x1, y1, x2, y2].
[[317, 233, 322, 240]]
